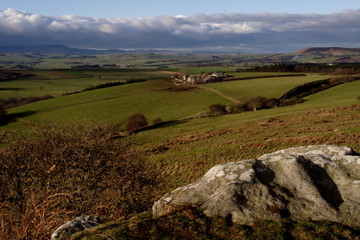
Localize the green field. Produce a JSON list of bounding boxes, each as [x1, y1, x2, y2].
[[166, 67, 237, 74], [0, 69, 172, 98], [4, 79, 232, 131], [2, 72, 358, 136], [203, 75, 329, 99]]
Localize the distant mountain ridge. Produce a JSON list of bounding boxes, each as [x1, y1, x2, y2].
[[0, 44, 125, 54], [2, 44, 360, 56], [294, 47, 360, 55]]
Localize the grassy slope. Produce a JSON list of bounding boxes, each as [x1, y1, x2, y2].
[[3, 75, 359, 133], [2, 73, 360, 239], [4, 79, 232, 131], [206, 75, 329, 99], [68, 81, 360, 239], [123, 80, 360, 187]]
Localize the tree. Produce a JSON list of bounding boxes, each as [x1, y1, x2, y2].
[[208, 104, 227, 116], [125, 113, 148, 132]]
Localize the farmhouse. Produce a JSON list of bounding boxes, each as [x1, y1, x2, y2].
[[179, 72, 228, 84]]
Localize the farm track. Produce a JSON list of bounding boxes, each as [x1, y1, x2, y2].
[[196, 85, 240, 103], [180, 84, 240, 120]]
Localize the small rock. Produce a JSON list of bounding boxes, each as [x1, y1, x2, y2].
[[51, 215, 102, 240]]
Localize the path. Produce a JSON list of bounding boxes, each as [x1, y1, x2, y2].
[[180, 84, 240, 120], [196, 85, 240, 103]]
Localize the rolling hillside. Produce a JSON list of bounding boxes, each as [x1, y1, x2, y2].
[[3, 73, 344, 132], [1, 70, 360, 239]]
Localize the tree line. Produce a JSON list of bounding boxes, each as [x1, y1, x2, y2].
[[207, 96, 282, 117], [237, 63, 360, 74], [63, 78, 146, 96]]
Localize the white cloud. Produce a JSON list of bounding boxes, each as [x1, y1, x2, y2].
[[0, 8, 360, 52]]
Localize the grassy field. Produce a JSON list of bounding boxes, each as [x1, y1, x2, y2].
[[4, 79, 232, 131], [166, 67, 237, 74], [205, 75, 329, 100], [0, 69, 172, 98], [2, 74, 358, 134]]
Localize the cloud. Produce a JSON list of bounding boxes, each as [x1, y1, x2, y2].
[[0, 8, 360, 52]]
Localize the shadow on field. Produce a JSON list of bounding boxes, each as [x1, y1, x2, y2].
[[132, 120, 188, 133], [0, 111, 37, 126], [0, 87, 25, 91]]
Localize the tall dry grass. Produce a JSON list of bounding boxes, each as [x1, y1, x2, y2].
[[0, 124, 160, 239]]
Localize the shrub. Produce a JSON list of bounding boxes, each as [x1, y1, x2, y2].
[[125, 113, 148, 132], [265, 98, 280, 108], [228, 103, 248, 114], [0, 124, 160, 239], [208, 104, 227, 116], [247, 96, 267, 111]]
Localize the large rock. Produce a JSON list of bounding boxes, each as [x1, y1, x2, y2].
[[153, 145, 360, 226]]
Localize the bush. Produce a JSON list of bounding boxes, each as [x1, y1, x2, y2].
[[228, 97, 281, 114], [228, 103, 248, 114], [208, 104, 227, 116], [125, 113, 148, 132], [265, 98, 280, 108], [247, 96, 267, 111], [0, 124, 160, 239]]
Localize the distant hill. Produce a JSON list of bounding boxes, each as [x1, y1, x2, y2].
[[294, 47, 360, 55], [0, 44, 125, 54]]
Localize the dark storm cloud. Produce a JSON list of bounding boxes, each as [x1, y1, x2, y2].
[[1, 8, 360, 52]]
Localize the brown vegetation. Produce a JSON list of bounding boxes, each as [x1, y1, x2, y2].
[[0, 124, 160, 239]]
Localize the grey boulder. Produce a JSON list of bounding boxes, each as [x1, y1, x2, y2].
[[153, 145, 360, 226]]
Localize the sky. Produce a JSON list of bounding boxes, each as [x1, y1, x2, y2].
[[0, 0, 360, 52]]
